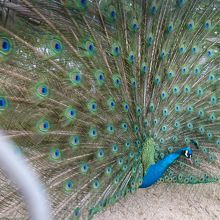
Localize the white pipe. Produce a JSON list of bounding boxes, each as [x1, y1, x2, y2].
[[0, 132, 51, 220]]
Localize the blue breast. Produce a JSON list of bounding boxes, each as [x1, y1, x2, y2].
[[139, 163, 166, 188], [139, 147, 191, 188]]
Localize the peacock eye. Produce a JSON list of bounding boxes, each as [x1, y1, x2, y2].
[[75, 75, 80, 81], [0, 97, 7, 110], [81, 0, 87, 5], [43, 122, 49, 129], [36, 84, 49, 97], [85, 41, 94, 54], [55, 42, 61, 51], [2, 40, 10, 51], [99, 74, 104, 80], [188, 23, 192, 29], [114, 47, 119, 53], [88, 44, 93, 51], [0, 37, 12, 57], [50, 39, 63, 53], [73, 207, 81, 217], [42, 86, 47, 94], [111, 10, 116, 18], [50, 148, 61, 161]]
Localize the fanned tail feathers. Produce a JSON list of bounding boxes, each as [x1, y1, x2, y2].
[[0, 0, 219, 219]]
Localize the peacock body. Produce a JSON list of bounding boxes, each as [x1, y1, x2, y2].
[[0, 0, 219, 219]]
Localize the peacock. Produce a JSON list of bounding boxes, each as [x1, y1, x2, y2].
[[0, 0, 220, 219]]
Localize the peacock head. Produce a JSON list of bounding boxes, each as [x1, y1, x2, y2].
[[182, 139, 200, 163], [183, 148, 193, 158]]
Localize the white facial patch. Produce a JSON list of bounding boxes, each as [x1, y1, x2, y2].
[[185, 150, 189, 157]]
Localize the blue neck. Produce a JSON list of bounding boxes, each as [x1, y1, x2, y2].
[[139, 147, 190, 188]]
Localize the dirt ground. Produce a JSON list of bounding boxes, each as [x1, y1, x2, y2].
[[94, 183, 220, 220]]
